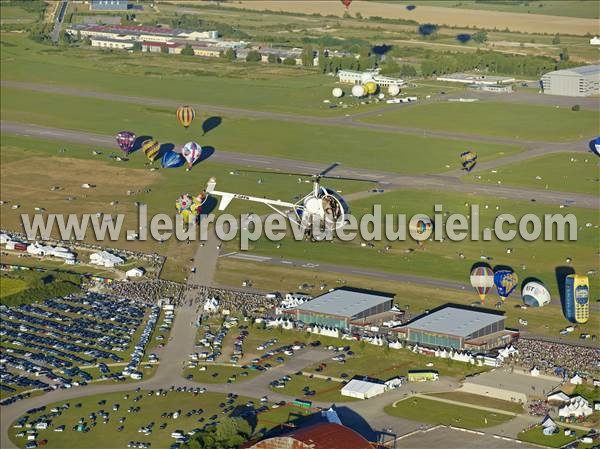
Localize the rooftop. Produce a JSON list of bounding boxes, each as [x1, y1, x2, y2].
[[404, 304, 504, 338], [545, 64, 600, 77], [295, 287, 394, 318]]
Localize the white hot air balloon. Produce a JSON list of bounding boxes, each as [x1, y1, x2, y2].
[[332, 87, 343, 98], [378, 93, 385, 100], [521, 282, 551, 307], [351, 84, 366, 98], [388, 84, 401, 96], [182, 141, 202, 171]]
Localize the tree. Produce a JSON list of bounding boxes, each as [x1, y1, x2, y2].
[[560, 48, 569, 61], [180, 44, 195, 56], [246, 50, 261, 62], [355, 12, 363, 20], [267, 53, 279, 64], [283, 57, 296, 66], [161, 45, 169, 54], [379, 58, 400, 75], [301, 45, 314, 66], [132, 41, 141, 51], [400, 64, 417, 77], [571, 104, 580, 111], [472, 30, 488, 44], [223, 48, 236, 61], [552, 33, 561, 44]]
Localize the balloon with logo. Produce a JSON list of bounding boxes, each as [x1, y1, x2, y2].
[[161, 150, 185, 168], [116, 131, 136, 154], [141, 139, 160, 162], [182, 141, 202, 171], [175, 194, 202, 225], [176, 105, 195, 129], [409, 216, 433, 247], [470, 266, 494, 302], [494, 270, 519, 301]]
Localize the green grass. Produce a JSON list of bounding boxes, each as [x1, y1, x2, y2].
[[427, 392, 523, 414], [464, 152, 600, 195], [269, 375, 357, 403], [518, 425, 586, 448], [360, 102, 599, 142], [0, 87, 522, 175], [8, 390, 281, 449], [385, 397, 514, 428], [0, 276, 28, 297], [405, 1, 600, 19]]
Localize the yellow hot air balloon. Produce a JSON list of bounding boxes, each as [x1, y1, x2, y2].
[[364, 80, 378, 95], [177, 105, 195, 128], [141, 139, 160, 162]]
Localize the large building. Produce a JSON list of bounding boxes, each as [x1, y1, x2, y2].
[[291, 287, 394, 329], [541, 65, 600, 97], [243, 422, 372, 449], [90, 0, 128, 11], [399, 304, 514, 351], [338, 69, 404, 87]]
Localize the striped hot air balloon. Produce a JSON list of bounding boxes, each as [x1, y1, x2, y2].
[[141, 139, 160, 162], [470, 266, 494, 302], [176, 106, 195, 128]]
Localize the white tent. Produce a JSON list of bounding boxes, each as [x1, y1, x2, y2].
[[203, 297, 219, 313], [126, 267, 145, 278], [570, 374, 583, 385], [558, 396, 593, 418], [547, 391, 570, 404], [341, 378, 386, 400], [90, 250, 124, 268]]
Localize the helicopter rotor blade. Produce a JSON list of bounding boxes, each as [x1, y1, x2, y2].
[[318, 162, 340, 177], [234, 168, 379, 184]]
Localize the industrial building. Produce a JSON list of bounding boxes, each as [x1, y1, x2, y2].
[[399, 304, 514, 350], [90, 0, 128, 11], [291, 287, 394, 329], [437, 73, 515, 85], [541, 65, 600, 97], [338, 69, 404, 87]]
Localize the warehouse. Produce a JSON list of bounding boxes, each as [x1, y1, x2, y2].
[[292, 287, 394, 329], [541, 65, 600, 97], [400, 304, 513, 350]]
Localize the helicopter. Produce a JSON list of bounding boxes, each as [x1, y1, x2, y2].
[[205, 163, 375, 239]]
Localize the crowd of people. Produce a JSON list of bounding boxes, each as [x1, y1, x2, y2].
[[185, 284, 279, 314], [511, 338, 600, 377], [106, 279, 184, 305]]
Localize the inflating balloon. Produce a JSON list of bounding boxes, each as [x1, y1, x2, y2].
[[116, 131, 136, 154], [162, 150, 185, 168], [494, 270, 519, 301], [141, 139, 160, 162], [460, 151, 478, 172], [182, 141, 202, 170], [470, 266, 494, 302]]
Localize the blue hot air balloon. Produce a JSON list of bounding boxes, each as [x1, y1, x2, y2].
[[494, 270, 519, 301], [161, 150, 185, 168]]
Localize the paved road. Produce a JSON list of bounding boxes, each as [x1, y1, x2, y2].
[[50, 0, 68, 43], [2, 80, 596, 149], [2, 121, 597, 209]]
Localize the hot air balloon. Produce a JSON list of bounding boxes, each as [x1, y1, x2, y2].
[[409, 216, 433, 247], [364, 80, 378, 95], [176, 105, 195, 129], [470, 266, 494, 302], [494, 270, 518, 301], [388, 84, 401, 96], [116, 131, 136, 154], [332, 87, 343, 98], [564, 275, 589, 323], [351, 84, 366, 98], [175, 193, 202, 225], [593, 136, 600, 155], [182, 141, 202, 170], [521, 282, 551, 307], [341, 0, 352, 9], [460, 151, 478, 172], [161, 150, 185, 168], [141, 139, 160, 162]]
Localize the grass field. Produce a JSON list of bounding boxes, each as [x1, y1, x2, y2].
[[361, 102, 599, 142], [518, 425, 587, 448], [427, 392, 524, 414], [384, 397, 514, 428], [182, 364, 259, 384], [464, 152, 600, 195], [269, 375, 355, 403], [0, 276, 28, 298], [8, 390, 287, 449], [0, 87, 522, 175]]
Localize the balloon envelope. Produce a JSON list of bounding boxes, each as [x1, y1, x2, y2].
[[141, 139, 160, 162], [177, 106, 195, 128], [594, 136, 600, 152], [494, 270, 519, 300], [182, 141, 202, 168], [470, 266, 494, 301], [161, 150, 185, 168], [116, 131, 136, 153], [332, 87, 343, 98], [364, 81, 378, 95], [341, 0, 352, 8], [351, 84, 366, 98], [175, 194, 202, 224], [521, 282, 551, 307], [388, 84, 401, 96], [460, 151, 478, 172]]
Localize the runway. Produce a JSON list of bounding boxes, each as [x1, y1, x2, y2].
[[2, 121, 598, 209]]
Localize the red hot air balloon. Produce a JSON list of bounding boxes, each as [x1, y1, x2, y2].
[[116, 131, 136, 154], [341, 0, 352, 9]]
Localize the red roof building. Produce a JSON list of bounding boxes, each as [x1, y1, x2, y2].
[[242, 423, 374, 449]]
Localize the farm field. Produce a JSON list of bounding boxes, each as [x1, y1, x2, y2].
[[360, 102, 599, 142], [8, 390, 284, 449], [0, 87, 523, 175], [0, 277, 28, 298], [222, 0, 599, 35], [426, 392, 524, 414], [463, 152, 600, 195], [384, 397, 514, 428]]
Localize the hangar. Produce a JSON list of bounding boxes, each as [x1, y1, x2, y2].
[[400, 304, 515, 350], [292, 287, 394, 329], [541, 65, 600, 97]]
